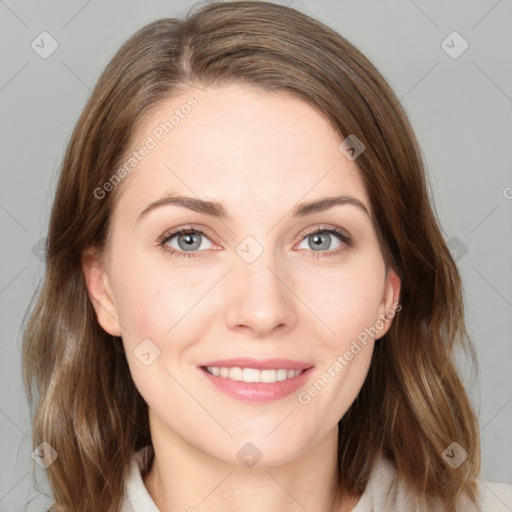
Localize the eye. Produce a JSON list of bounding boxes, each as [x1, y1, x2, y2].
[[296, 225, 352, 258], [158, 226, 214, 259]]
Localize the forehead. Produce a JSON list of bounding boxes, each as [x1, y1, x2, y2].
[[111, 83, 370, 222]]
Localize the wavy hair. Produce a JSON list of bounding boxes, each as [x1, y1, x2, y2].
[[21, 1, 480, 511]]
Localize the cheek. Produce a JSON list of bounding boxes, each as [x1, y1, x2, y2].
[[111, 265, 194, 410], [300, 258, 386, 348], [110, 248, 200, 340]]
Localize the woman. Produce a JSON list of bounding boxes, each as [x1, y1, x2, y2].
[[21, 1, 512, 511]]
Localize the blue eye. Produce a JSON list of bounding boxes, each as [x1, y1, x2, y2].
[[159, 226, 213, 259], [297, 228, 351, 257], [158, 225, 352, 260]]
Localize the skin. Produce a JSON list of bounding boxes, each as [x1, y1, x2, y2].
[[82, 83, 401, 512]]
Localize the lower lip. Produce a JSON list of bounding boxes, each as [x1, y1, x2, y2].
[[198, 366, 314, 403]]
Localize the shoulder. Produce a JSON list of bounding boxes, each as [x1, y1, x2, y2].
[[354, 455, 512, 512], [475, 480, 512, 512]]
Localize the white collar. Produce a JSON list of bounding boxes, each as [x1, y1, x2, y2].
[[121, 445, 510, 511]]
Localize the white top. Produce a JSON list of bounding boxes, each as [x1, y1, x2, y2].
[[120, 445, 512, 511]]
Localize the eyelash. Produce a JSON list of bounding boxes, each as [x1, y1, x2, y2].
[[157, 224, 352, 260]]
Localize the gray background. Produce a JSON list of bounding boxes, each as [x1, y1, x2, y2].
[[1, 0, 511, 509]]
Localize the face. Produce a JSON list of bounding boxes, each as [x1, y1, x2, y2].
[[83, 83, 400, 467]]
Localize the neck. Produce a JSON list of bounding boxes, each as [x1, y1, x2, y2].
[[142, 411, 360, 512]]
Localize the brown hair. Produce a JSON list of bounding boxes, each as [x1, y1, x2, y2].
[[21, 1, 480, 511]]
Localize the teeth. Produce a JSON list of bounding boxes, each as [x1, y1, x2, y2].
[[242, 368, 260, 382], [277, 369, 289, 381], [205, 366, 303, 383]]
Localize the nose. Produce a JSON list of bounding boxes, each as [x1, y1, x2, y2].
[[224, 247, 298, 339]]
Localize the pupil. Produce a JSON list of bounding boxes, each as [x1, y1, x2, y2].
[[311, 233, 329, 250], [179, 233, 199, 250]]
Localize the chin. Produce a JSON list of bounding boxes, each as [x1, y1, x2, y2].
[[237, 437, 308, 469]]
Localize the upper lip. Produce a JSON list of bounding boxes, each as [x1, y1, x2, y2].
[[198, 358, 314, 371]]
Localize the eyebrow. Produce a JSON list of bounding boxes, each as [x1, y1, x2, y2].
[[136, 192, 371, 222]]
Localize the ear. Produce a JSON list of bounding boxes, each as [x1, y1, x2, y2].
[[374, 267, 401, 340], [81, 247, 122, 337]]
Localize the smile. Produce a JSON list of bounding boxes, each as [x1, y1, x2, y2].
[[204, 366, 305, 383], [198, 362, 314, 403]]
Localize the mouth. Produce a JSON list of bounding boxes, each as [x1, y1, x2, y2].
[[202, 366, 306, 383], [197, 358, 315, 403]]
